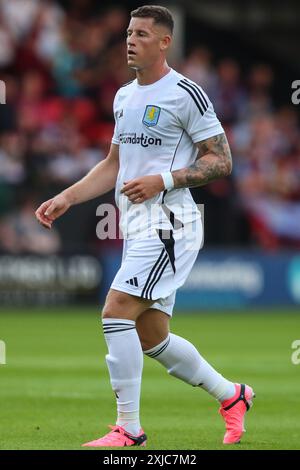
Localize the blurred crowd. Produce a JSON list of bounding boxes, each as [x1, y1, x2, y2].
[[0, 0, 299, 254]]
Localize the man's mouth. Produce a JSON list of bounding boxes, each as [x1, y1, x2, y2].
[[127, 50, 137, 56]]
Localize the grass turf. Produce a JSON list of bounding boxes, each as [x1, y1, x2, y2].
[[0, 308, 299, 450]]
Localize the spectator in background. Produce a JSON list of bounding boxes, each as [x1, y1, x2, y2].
[[0, 132, 26, 186], [232, 110, 300, 248], [214, 58, 247, 124], [18, 70, 50, 132], [0, 0, 40, 42], [51, 21, 86, 97], [0, 14, 15, 68], [34, 0, 65, 63], [180, 46, 217, 96], [247, 64, 274, 117]]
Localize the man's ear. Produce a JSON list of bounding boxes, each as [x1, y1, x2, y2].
[[160, 34, 172, 51]]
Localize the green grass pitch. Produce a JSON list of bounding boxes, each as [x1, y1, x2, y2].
[[0, 308, 300, 450]]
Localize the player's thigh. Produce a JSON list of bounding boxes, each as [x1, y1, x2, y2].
[[136, 308, 170, 350], [102, 288, 153, 320]]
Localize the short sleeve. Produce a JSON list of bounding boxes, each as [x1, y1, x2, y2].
[[111, 122, 119, 145], [111, 93, 120, 145], [177, 82, 224, 143]]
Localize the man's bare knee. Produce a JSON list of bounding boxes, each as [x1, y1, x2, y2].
[[101, 289, 152, 320], [102, 307, 121, 319], [102, 294, 127, 319]]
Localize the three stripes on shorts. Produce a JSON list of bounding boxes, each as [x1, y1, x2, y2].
[[141, 248, 169, 300]]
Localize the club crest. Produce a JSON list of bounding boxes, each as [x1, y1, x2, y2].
[[142, 105, 161, 127]]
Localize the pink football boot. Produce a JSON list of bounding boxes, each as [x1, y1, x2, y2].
[[82, 425, 147, 447], [219, 383, 255, 444]]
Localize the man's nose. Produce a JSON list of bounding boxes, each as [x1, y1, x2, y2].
[[127, 37, 136, 47]]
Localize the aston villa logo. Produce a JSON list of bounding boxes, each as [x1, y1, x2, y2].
[[142, 105, 161, 127]]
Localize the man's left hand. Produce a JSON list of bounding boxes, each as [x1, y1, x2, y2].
[[121, 174, 165, 203]]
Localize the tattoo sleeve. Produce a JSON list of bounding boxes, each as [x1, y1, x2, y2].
[[172, 133, 232, 189]]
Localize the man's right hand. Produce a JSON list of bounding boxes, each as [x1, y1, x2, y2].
[[35, 193, 71, 229]]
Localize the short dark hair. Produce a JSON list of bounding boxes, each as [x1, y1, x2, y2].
[[130, 5, 174, 34]]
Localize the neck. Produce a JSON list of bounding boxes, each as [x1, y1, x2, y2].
[[136, 62, 171, 86]]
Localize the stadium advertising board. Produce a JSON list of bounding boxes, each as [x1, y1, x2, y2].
[[176, 250, 300, 309], [0, 255, 102, 306], [1, 251, 299, 309]]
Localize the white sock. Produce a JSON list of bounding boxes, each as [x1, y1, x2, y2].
[[102, 318, 143, 436], [144, 333, 235, 402]]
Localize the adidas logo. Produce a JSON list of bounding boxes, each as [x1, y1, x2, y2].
[[126, 277, 138, 287]]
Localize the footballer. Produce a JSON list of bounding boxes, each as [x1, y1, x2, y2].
[[35, 5, 255, 447]]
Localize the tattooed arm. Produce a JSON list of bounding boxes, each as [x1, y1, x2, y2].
[[121, 133, 232, 203], [171, 133, 232, 189]]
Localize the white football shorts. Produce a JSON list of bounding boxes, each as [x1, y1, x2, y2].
[[110, 219, 202, 316]]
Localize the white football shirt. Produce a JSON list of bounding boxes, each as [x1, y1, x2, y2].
[[112, 68, 224, 238]]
